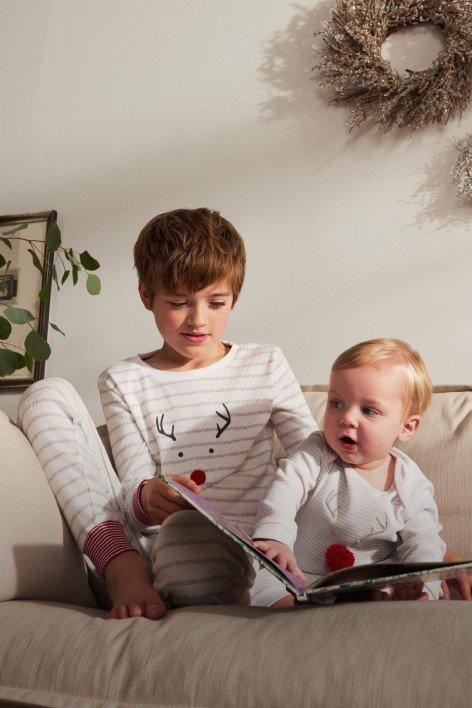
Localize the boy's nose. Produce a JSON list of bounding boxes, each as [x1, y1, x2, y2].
[[186, 308, 206, 327]]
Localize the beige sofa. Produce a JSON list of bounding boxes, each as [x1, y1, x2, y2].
[[1, 386, 472, 708]]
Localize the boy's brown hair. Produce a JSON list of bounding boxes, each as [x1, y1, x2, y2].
[[332, 338, 433, 416], [134, 208, 246, 304]]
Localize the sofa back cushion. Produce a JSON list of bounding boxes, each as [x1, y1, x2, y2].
[[0, 411, 97, 605], [287, 386, 472, 559]]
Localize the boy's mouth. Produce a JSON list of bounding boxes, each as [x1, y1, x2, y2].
[[339, 435, 358, 451], [182, 333, 208, 343]]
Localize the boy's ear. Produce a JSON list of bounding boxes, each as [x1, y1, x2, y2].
[[138, 282, 153, 310], [398, 415, 421, 442]]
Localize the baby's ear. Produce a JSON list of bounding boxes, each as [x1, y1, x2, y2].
[[398, 415, 421, 442]]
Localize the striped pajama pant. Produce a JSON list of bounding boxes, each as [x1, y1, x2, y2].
[[16, 378, 287, 608]]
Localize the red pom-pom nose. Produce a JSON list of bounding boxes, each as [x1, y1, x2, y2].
[[190, 469, 206, 485], [325, 544, 355, 572]]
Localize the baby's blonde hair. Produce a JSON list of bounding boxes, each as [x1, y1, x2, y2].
[[331, 338, 432, 416]]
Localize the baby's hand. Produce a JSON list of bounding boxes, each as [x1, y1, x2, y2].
[[253, 539, 306, 582], [440, 549, 472, 600], [140, 474, 202, 524]]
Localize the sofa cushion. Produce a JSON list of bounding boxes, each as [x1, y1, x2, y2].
[[0, 599, 471, 707], [0, 411, 97, 606]]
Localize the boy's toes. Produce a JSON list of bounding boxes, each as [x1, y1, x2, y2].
[[146, 601, 166, 620], [117, 603, 132, 619], [128, 601, 145, 618]]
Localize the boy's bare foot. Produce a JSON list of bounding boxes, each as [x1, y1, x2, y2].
[[103, 550, 167, 620]]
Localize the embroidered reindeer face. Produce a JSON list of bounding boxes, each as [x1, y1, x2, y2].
[[156, 403, 231, 458]]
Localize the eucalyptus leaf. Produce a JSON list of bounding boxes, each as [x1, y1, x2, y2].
[[0, 237, 12, 249], [0, 348, 18, 376], [0, 254, 5, 268], [72, 263, 79, 285], [27, 248, 44, 275], [52, 264, 60, 291], [61, 269, 70, 284], [25, 330, 51, 362], [69, 249, 81, 268], [0, 317, 12, 340], [24, 352, 34, 373], [86, 274, 101, 295], [45, 222, 61, 252], [50, 322, 66, 337], [12, 352, 25, 369], [4, 307, 35, 325], [80, 250, 100, 271], [2, 223, 28, 236], [38, 281, 51, 301]]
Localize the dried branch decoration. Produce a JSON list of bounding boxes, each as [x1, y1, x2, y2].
[[316, 0, 472, 132], [451, 134, 472, 200]]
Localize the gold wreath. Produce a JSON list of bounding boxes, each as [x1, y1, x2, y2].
[[317, 0, 472, 132]]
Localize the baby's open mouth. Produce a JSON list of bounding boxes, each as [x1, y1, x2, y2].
[[340, 435, 357, 447]]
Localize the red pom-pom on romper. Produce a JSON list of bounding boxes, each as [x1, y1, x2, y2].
[[190, 469, 206, 485], [325, 544, 355, 572]]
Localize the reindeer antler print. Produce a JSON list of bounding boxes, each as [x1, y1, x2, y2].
[[215, 403, 231, 438], [156, 414, 176, 441]]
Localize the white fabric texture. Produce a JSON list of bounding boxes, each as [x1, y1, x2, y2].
[[151, 510, 256, 607], [98, 342, 316, 535]]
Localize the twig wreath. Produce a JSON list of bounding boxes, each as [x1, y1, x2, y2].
[[451, 133, 472, 199], [316, 1, 472, 132]]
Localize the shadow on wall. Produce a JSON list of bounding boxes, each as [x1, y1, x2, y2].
[[256, 2, 411, 158], [406, 139, 472, 233], [257, 2, 337, 135]]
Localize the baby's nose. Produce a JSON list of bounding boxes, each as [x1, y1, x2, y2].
[[339, 410, 357, 427]]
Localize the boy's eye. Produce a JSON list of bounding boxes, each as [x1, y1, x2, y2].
[[210, 301, 226, 309], [329, 399, 343, 410], [169, 302, 187, 309]]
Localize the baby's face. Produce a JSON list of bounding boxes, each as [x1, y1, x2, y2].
[[324, 366, 415, 470]]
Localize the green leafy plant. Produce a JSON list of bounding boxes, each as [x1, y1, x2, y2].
[[0, 221, 101, 377]]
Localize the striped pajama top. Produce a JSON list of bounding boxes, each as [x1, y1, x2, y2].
[[92, 342, 317, 571]]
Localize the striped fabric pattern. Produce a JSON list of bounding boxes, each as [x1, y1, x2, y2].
[[16, 379, 139, 577], [17, 379, 130, 553], [98, 342, 316, 536], [17, 343, 316, 583]]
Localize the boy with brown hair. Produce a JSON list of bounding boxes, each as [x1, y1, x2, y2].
[[17, 207, 317, 617]]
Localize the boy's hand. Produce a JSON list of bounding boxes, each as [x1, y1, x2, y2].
[[440, 549, 472, 600], [140, 474, 202, 524], [253, 539, 307, 582]]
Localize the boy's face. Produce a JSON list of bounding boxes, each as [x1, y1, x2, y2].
[[139, 280, 233, 364], [323, 366, 420, 470]]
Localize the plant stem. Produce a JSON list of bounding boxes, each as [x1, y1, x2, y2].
[[0, 341, 25, 352]]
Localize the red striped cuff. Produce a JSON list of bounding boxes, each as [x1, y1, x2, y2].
[[83, 521, 138, 578], [132, 479, 156, 526]]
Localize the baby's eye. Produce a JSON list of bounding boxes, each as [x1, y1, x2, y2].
[[329, 399, 343, 410], [362, 407, 378, 416]]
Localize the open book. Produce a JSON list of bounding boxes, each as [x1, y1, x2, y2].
[[162, 475, 472, 603]]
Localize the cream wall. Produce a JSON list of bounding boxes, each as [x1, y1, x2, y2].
[[1, 0, 471, 423]]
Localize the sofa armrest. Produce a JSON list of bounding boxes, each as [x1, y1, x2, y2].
[[0, 410, 97, 607]]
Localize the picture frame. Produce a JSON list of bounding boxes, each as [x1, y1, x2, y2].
[[0, 210, 56, 389]]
